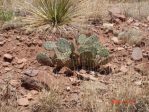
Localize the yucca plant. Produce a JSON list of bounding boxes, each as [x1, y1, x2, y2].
[[25, 0, 82, 33]]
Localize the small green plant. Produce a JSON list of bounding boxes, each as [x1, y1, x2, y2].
[[36, 34, 109, 70], [0, 10, 13, 21]]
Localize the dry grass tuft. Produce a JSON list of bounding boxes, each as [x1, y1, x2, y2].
[[110, 82, 149, 112], [32, 84, 63, 112], [81, 81, 108, 112]]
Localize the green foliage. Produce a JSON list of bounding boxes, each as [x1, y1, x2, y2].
[[0, 10, 13, 21], [29, 0, 77, 29], [36, 52, 54, 66], [37, 34, 109, 69]]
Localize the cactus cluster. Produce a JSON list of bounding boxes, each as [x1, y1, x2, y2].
[[36, 34, 109, 69]]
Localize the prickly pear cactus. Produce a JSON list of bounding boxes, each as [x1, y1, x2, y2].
[[43, 41, 57, 50], [77, 34, 87, 44], [36, 52, 54, 66], [56, 38, 71, 53], [36, 34, 110, 70], [77, 34, 109, 68]]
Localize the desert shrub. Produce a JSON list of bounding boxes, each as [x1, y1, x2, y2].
[[36, 34, 109, 70], [0, 10, 13, 21]]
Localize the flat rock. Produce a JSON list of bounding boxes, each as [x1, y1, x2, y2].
[[23, 69, 39, 77], [131, 47, 143, 61], [3, 62, 10, 67], [79, 69, 86, 74], [17, 98, 29, 106]]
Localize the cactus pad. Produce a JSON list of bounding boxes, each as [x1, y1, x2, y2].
[[43, 41, 57, 50]]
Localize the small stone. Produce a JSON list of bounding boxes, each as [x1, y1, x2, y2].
[[127, 17, 134, 24], [103, 23, 114, 29], [131, 47, 143, 61], [77, 74, 90, 81], [30, 90, 38, 95], [134, 22, 140, 27], [89, 75, 98, 81], [17, 58, 27, 64], [10, 80, 20, 87], [90, 71, 95, 75], [0, 40, 6, 46], [134, 80, 142, 86], [111, 37, 119, 44], [59, 67, 73, 77], [17, 63, 25, 69], [79, 69, 86, 74], [120, 66, 128, 73], [66, 86, 71, 91], [24, 69, 39, 77], [25, 93, 33, 100], [77, 73, 97, 81], [17, 98, 29, 106], [117, 47, 124, 51], [3, 54, 13, 62], [126, 59, 133, 66]]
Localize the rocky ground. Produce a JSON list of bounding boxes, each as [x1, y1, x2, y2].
[[0, 9, 149, 112]]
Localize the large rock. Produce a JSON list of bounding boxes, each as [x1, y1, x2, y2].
[[131, 47, 143, 61], [118, 28, 143, 44], [109, 7, 126, 21], [23, 69, 39, 77]]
